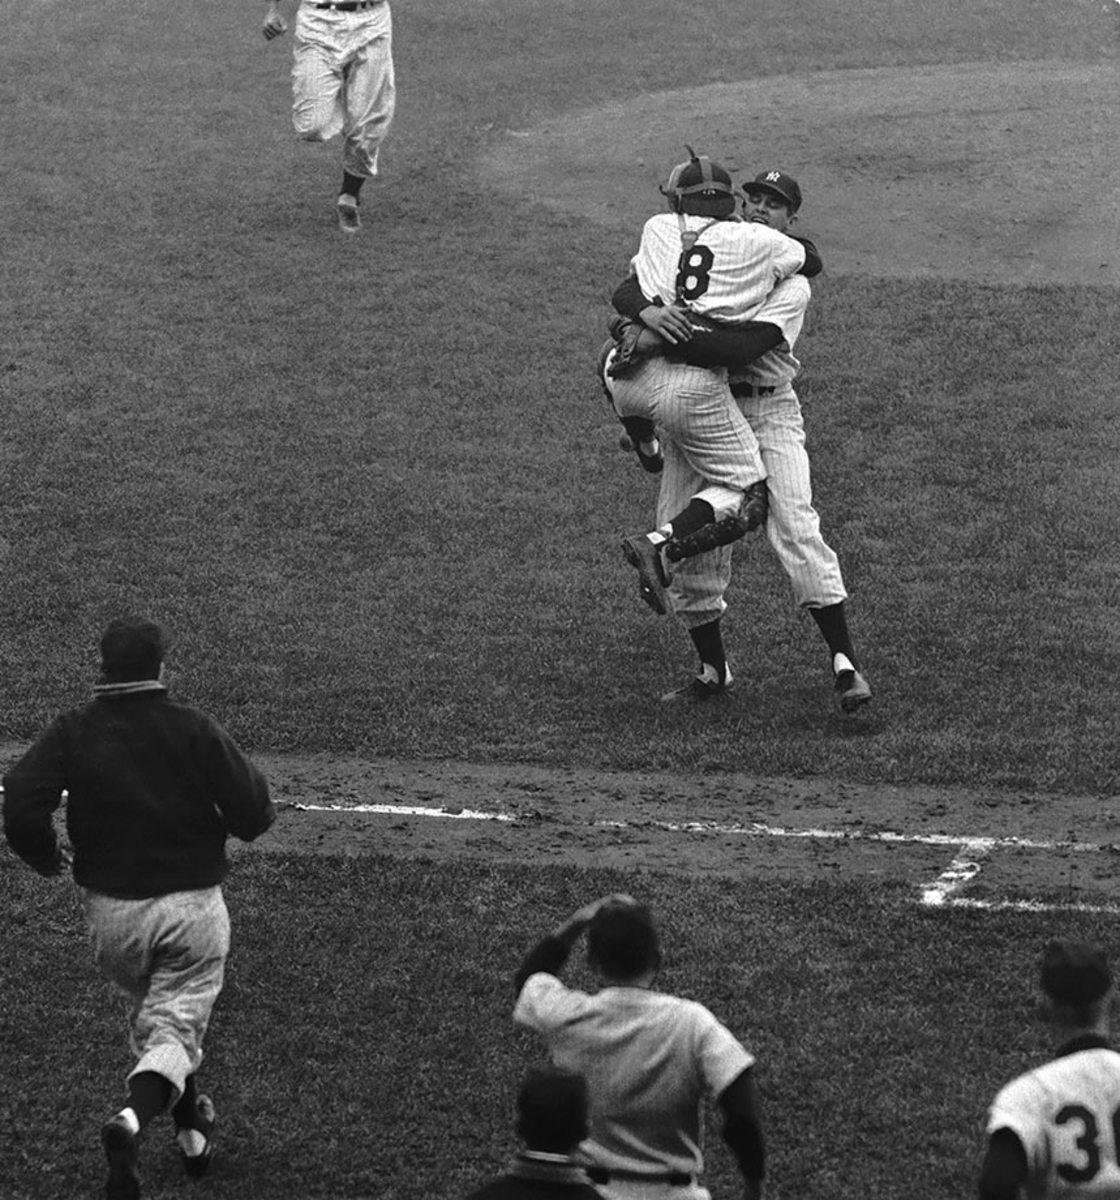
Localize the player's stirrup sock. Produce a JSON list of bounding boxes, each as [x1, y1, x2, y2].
[[126, 1071, 174, 1130], [809, 602, 858, 669], [688, 619, 728, 683], [341, 171, 365, 200], [668, 498, 715, 540], [171, 1074, 202, 1129]]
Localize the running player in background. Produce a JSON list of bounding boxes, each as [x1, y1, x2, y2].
[[2, 617, 275, 1200], [610, 170, 871, 713], [981, 939, 1120, 1199], [262, 0, 395, 233]]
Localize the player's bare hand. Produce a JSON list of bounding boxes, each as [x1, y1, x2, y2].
[[640, 304, 693, 345], [262, 4, 287, 39]]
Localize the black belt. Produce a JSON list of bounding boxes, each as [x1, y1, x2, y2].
[[730, 382, 777, 398], [312, 0, 380, 9], [586, 1167, 695, 1186]]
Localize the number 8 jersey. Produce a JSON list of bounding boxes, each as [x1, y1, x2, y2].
[[629, 211, 808, 324], [987, 1040, 1120, 1197]]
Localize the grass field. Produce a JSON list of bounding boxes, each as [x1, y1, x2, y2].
[[5, 853, 1120, 1200], [3, 0, 1120, 1197]]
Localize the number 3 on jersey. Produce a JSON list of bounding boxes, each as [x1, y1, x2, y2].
[[676, 245, 714, 301]]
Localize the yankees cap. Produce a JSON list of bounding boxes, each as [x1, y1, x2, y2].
[[746, 170, 803, 213], [1040, 939, 1112, 1004]]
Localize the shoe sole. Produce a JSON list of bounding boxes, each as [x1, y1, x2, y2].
[[102, 1122, 140, 1200], [838, 691, 872, 714], [621, 538, 667, 615], [337, 204, 360, 234], [178, 1094, 216, 1179]]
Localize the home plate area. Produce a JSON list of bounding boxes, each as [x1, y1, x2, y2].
[[248, 755, 1120, 913]]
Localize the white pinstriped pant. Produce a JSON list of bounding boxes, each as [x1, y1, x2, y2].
[[80, 886, 230, 1101], [666, 387, 848, 627], [292, 2, 396, 178], [609, 357, 766, 521]]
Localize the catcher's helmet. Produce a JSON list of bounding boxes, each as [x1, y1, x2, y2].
[[660, 147, 736, 218]]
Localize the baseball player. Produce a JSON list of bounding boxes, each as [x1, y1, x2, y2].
[[263, 0, 395, 233], [607, 150, 821, 619], [2, 617, 275, 1200], [514, 895, 766, 1200], [980, 939, 1120, 1199], [464, 1066, 605, 1200], [609, 171, 871, 713]]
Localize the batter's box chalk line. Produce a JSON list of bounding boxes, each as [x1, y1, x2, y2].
[[291, 802, 1119, 915]]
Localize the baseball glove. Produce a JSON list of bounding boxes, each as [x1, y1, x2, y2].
[[606, 318, 647, 378]]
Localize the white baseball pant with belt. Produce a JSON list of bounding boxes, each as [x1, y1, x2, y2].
[[292, 0, 395, 178]]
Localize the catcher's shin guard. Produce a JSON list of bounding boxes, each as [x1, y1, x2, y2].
[[664, 514, 751, 562], [664, 482, 769, 562]]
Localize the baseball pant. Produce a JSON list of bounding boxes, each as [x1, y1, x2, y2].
[[667, 387, 847, 626], [81, 885, 231, 1101], [292, 2, 396, 178], [610, 358, 766, 522]]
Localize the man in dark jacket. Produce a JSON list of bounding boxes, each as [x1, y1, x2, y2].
[[3, 616, 276, 1200]]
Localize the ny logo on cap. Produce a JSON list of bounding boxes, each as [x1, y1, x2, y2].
[[765, 171, 782, 182]]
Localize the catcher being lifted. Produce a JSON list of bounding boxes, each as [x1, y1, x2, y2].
[[599, 151, 872, 713]]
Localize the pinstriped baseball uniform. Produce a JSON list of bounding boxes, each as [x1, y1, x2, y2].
[[292, 0, 395, 178], [610, 358, 765, 519], [665, 275, 847, 626], [611, 212, 809, 520]]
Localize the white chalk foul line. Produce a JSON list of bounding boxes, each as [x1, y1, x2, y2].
[[291, 803, 1104, 853], [920, 838, 992, 907], [290, 801, 1120, 914]]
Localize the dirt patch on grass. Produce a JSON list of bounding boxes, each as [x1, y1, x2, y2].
[[480, 59, 1120, 286], [245, 752, 1120, 905]]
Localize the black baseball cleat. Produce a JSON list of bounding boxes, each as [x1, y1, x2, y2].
[[660, 664, 734, 703], [176, 1093, 216, 1179], [740, 480, 769, 531], [834, 668, 872, 714], [621, 534, 671, 615], [101, 1115, 140, 1200]]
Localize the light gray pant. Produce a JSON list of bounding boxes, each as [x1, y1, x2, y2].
[[609, 357, 766, 522], [292, 2, 396, 178], [81, 885, 230, 1101], [666, 387, 847, 627]]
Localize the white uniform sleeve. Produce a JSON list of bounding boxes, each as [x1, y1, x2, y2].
[[985, 1077, 1045, 1178], [767, 227, 808, 282], [513, 972, 593, 1033], [691, 1003, 756, 1098], [750, 276, 810, 349]]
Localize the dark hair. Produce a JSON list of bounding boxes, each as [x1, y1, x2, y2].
[[99, 617, 167, 682], [587, 902, 661, 981], [516, 1066, 588, 1153]]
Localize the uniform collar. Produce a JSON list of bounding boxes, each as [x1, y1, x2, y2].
[[93, 680, 168, 698], [1056, 1033, 1112, 1058]]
